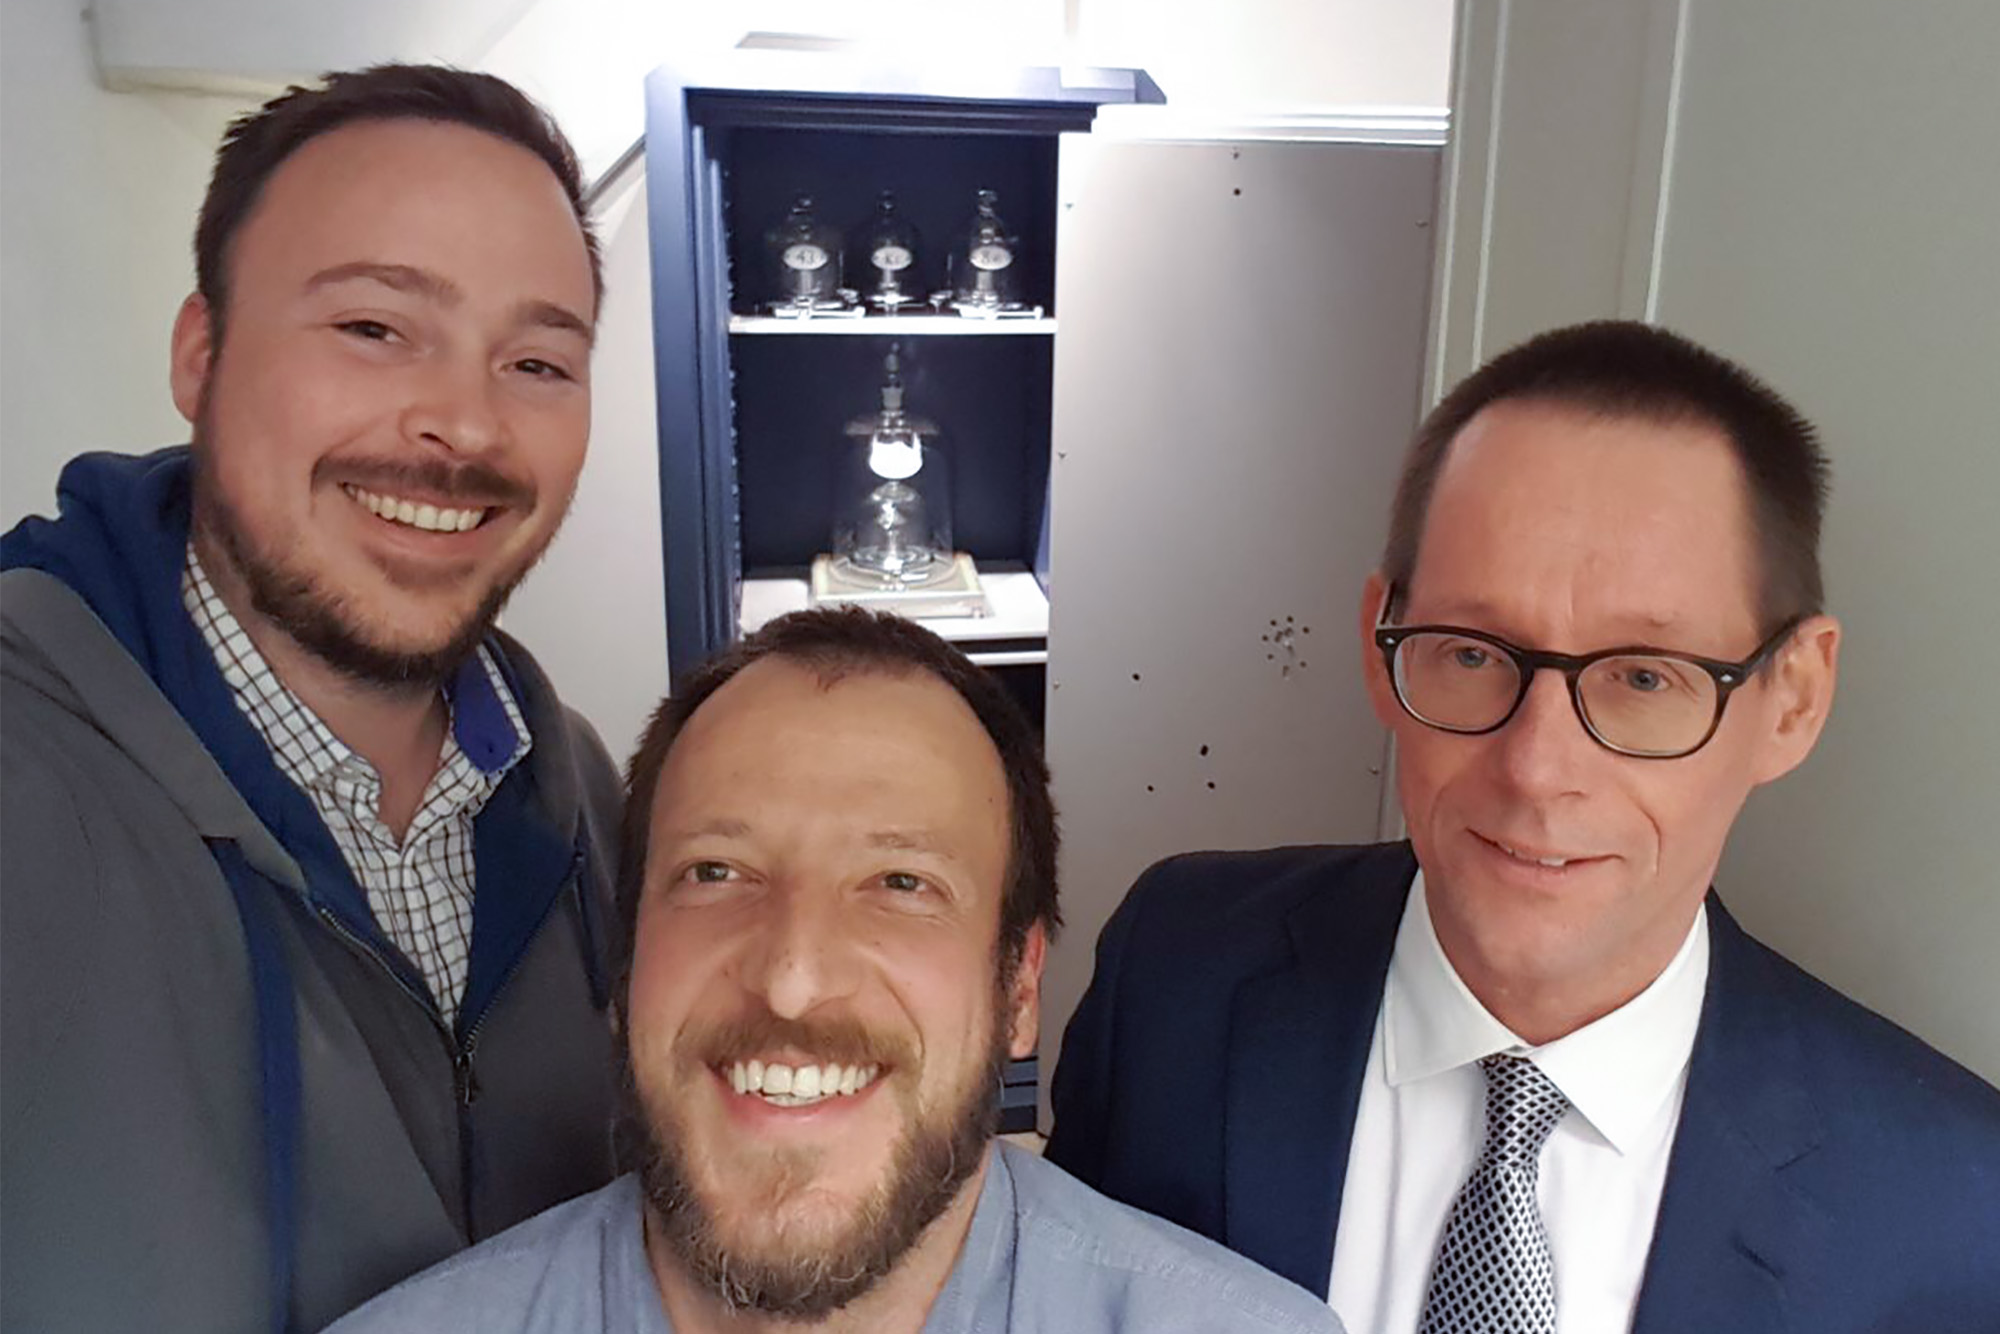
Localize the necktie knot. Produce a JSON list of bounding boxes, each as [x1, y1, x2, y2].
[[1477, 1054, 1569, 1169]]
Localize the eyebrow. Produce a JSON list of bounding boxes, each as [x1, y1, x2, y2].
[[515, 297, 595, 345], [306, 262, 593, 345], [306, 261, 460, 303], [1415, 597, 1684, 635], [668, 818, 754, 842], [865, 829, 957, 857], [665, 820, 963, 864]]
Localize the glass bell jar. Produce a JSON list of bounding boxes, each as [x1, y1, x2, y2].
[[853, 191, 923, 312], [946, 188, 1022, 313], [829, 344, 955, 589], [763, 193, 845, 314]]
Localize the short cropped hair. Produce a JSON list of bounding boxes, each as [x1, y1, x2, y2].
[[616, 608, 1061, 986], [1384, 321, 1830, 628], [195, 64, 601, 334]]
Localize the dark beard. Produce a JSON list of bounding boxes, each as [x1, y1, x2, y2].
[[622, 996, 1009, 1322], [189, 408, 536, 690]]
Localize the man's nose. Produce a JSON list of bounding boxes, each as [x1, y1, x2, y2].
[[402, 356, 508, 456], [739, 885, 859, 1020], [1492, 668, 1597, 795]]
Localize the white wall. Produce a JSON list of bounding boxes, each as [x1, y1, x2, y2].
[[1075, 0, 1453, 109], [0, 0, 253, 525], [1435, 0, 2000, 1083]]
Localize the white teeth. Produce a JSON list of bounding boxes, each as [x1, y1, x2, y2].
[[1499, 841, 1570, 869], [344, 485, 487, 533], [727, 1059, 880, 1106]]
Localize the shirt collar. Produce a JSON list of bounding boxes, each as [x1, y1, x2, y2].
[[183, 541, 531, 785], [447, 643, 529, 776], [1383, 869, 1710, 1155]]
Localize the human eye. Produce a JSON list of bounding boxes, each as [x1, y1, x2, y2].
[[1607, 657, 1695, 696], [877, 870, 931, 895], [1425, 635, 1499, 671], [510, 356, 575, 382], [334, 318, 400, 343], [676, 860, 740, 887]]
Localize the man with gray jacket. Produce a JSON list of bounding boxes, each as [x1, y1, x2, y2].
[[2, 66, 621, 1332]]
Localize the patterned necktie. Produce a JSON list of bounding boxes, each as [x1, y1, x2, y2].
[[1418, 1054, 1571, 1334]]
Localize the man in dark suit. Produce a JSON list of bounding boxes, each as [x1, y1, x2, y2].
[[1046, 321, 2000, 1333]]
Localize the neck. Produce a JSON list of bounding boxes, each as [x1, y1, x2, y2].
[[1432, 900, 1705, 1047], [197, 534, 448, 838], [644, 1147, 993, 1334]]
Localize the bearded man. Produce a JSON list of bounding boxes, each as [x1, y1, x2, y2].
[[326, 608, 1339, 1334], [2, 66, 621, 1333]]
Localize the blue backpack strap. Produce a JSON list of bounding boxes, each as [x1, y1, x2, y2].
[[209, 841, 301, 1334]]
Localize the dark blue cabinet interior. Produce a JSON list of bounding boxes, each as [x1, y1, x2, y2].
[[647, 66, 1157, 679], [730, 335, 1054, 573], [719, 127, 1061, 317]]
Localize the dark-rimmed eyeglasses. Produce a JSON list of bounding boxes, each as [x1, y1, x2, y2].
[[1374, 589, 1803, 759]]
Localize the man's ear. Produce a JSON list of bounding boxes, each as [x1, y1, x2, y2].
[[1753, 613, 1841, 783], [1359, 571, 1400, 729], [170, 293, 217, 425], [1004, 924, 1047, 1060]]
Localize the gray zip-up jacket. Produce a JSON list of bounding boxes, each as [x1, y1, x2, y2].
[[1, 453, 627, 1334]]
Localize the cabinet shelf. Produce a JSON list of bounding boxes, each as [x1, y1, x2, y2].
[[728, 314, 1058, 337], [739, 566, 1050, 658]]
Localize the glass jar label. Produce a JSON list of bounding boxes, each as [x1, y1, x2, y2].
[[783, 243, 829, 271], [871, 244, 913, 272], [968, 244, 1013, 271]]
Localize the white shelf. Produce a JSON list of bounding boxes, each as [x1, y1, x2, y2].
[[728, 314, 1057, 337], [739, 566, 1050, 651]]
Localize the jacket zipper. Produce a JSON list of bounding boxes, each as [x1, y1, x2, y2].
[[441, 844, 589, 1232], [309, 843, 589, 1235]]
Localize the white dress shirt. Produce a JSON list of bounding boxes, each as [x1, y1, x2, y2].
[[1327, 872, 1709, 1334]]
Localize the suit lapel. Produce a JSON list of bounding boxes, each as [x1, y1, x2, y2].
[[1632, 896, 1829, 1333], [1223, 845, 1414, 1295]]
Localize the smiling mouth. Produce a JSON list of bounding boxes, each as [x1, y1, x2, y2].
[[1478, 832, 1600, 870], [724, 1058, 883, 1109], [342, 483, 493, 534]]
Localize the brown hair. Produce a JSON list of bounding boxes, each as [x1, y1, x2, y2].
[[195, 64, 601, 336], [1384, 320, 1830, 628], [616, 608, 1061, 986]]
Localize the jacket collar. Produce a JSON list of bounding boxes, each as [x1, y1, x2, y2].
[[1631, 893, 1828, 1331], [1222, 841, 1415, 1295], [1216, 852, 1830, 1316], [2, 450, 600, 1020]]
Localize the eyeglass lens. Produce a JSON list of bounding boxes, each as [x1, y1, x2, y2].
[[1391, 632, 1720, 756]]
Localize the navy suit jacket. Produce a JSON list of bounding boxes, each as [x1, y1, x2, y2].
[[1046, 843, 2000, 1331]]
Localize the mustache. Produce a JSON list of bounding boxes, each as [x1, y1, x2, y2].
[[314, 455, 535, 510], [685, 1011, 915, 1074]]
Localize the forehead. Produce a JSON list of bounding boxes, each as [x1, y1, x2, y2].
[[652, 659, 1011, 864], [226, 118, 593, 314], [1410, 398, 1761, 643]]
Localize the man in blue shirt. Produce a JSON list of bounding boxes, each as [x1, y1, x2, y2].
[[331, 607, 1339, 1334]]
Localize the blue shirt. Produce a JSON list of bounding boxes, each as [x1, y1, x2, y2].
[[326, 1144, 1342, 1333]]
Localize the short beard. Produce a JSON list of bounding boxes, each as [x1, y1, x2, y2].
[[623, 990, 1009, 1321], [188, 396, 540, 691]]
